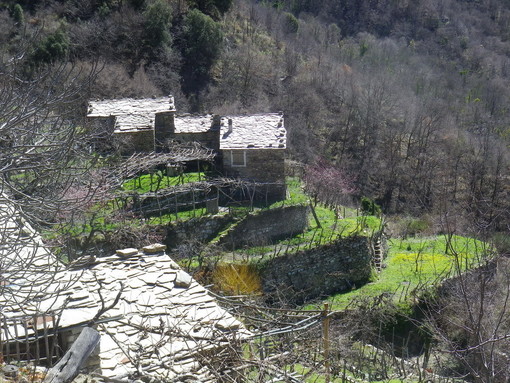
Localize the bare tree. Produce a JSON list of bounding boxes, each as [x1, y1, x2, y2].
[[0, 47, 102, 329], [0, 58, 100, 224], [420, 256, 510, 383]]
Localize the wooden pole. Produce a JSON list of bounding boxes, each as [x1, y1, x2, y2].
[[323, 302, 331, 383], [43, 327, 100, 383]]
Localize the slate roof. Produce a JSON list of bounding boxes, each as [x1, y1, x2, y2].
[[219, 113, 286, 150], [0, 197, 249, 381], [0, 195, 65, 310], [84, 247, 250, 381], [174, 114, 215, 134], [87, 96, 175, 133], [86, 97, 286, 149]]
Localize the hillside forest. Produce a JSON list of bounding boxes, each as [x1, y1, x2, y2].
[[1, 0, 508, 236], [1, 0, 510, 382]]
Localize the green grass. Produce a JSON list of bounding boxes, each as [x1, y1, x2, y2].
[[278, 213, 381, 247], [55, 206, 209, 237], [145, 208, 208, 224], [285, 364, 342, 382], [235, 209, 382, 259], [316, 235, 491, 311], [49, 171, 211, 239], [50, 175, 380, 266], [122, 171, 206, 193], [284, 363, 414, 383], [269, 176, 309, 207], [230, 177, 381, 258]]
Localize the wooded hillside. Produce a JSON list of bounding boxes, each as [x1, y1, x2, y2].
[[0, 0, 508, 238]]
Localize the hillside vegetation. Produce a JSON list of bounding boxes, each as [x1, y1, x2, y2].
[[1, 0, 507, 237], [1, 0, 510, 381]]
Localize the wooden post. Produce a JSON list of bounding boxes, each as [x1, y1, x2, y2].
[[13, 317, 20, 360], [192, 187, 196, 217], [323, 303, 331, 383], [43, 327, 100, 383], [4, 315, 11, 362]]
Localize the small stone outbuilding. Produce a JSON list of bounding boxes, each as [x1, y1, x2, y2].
[[86, 96, 176, 153]]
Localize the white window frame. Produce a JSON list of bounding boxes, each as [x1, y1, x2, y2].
[[230, 150, 247, 167]]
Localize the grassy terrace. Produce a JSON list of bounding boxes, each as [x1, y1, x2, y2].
[[307, 235, 491, 311], [215, 177, 383, 260], [122, 171, 206, 193], [44, 171, 211, 249], [58, 174, 380, 240]]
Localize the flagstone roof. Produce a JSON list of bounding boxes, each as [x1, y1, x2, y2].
[[86, 97, 286, 149], [0, 195, 65, 310], [87, 247, 249, 381], [0, 197, 249, 381], [219, 113, 286, 150], [87, 96, 176, 133], [174, 114, 215, 134]]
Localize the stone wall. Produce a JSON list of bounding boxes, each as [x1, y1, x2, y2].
[[115, 130, 155, 154], [222, 149, 286, 200], [261, 236, 374, 303], [132, 187, 213, 217], [86, 116, 116, 153], [164, 214, 234, 248], [219, 205, 309, 250], [173, 131, 220, 152]]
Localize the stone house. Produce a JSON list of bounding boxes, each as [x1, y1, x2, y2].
[[0, 198, 250, 381], [87, 96, 287, 200], [86, 96, 177, 153]]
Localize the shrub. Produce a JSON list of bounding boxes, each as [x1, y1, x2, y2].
[[360, 197, 381, 216], [31, 29, 69, 64], [12, 3, 24, 25], [143, 0, 172, 49], [181, 9, 223, 92], [405, 217, 430, 237], [192, 0, 233, 17], [492, 232, 510, 256]]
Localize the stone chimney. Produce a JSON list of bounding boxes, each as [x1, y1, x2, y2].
[[155, 111, 175, 152], [228, 118, 233, 134], [212, 114, 221, 130]]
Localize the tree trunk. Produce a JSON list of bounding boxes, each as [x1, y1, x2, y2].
[[44, 327, 100, 383]]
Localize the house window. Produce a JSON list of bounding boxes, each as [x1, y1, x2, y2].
[[231, 151, 246, 167]]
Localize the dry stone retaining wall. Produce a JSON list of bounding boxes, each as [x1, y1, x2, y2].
[[219, 205, 309, 250], [261, 235, 374, 303], [164, 214, 234, 248]]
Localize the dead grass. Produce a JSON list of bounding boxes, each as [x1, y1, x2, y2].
[[212, 263, 262, 295]]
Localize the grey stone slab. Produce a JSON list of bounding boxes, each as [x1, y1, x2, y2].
[[127, 278, 147, 289], [116, 248, 139, 257], [142, 243, 167, 254], [139, 272, 163, 284], [156, 272, 176, 284], [174, 270, 192, 288]]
